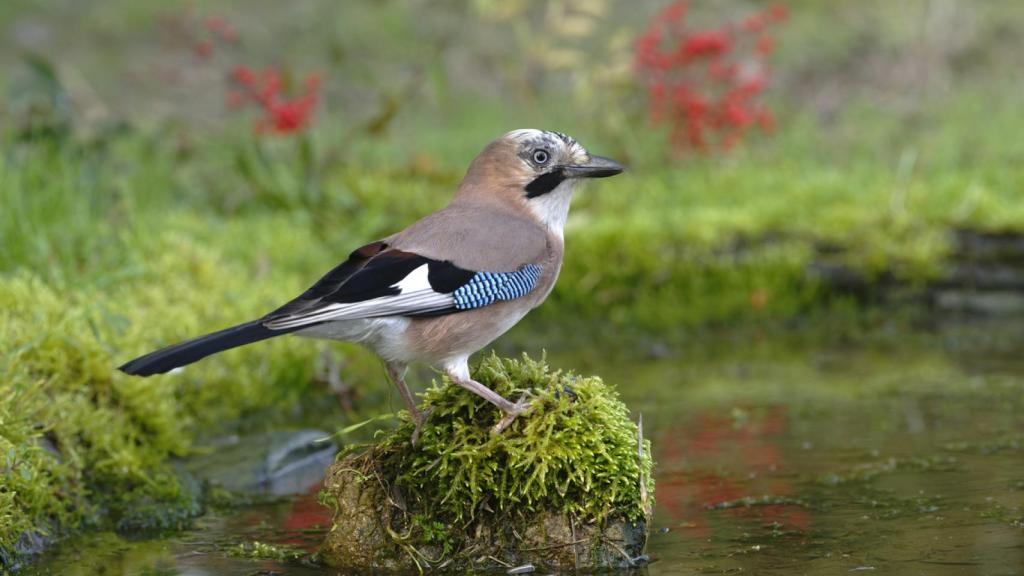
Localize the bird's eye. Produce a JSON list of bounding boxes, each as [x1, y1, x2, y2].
[[533, 149, 550, 165]]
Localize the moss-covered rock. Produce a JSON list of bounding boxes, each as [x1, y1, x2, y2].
[[318, 354, 653, 571]]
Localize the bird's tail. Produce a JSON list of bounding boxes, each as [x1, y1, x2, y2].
[[118, 320, 296, 376]]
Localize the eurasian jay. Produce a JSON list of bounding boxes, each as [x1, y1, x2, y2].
[[119, 129, 623, 440]]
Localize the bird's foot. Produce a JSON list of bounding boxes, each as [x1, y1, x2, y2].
[[493, 396, 532, 434], [410, 406, 435, 447]]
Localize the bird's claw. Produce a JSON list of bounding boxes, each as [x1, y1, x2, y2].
[[493, 396, 532, 433], [410, 406, 435, 447]]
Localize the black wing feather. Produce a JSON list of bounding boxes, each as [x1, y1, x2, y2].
[[119, 242, 485, 376], [326, 251, 426, 303], [265, 240, 388, 319], [262, 249, 476, 326]]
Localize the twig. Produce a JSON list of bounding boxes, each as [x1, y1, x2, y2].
[[518, 538, 590, 552], [487, 555, 512, 567], [601, 536, 635, 566]]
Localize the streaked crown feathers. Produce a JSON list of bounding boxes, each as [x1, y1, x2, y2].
[[505, 128, 590, 166]]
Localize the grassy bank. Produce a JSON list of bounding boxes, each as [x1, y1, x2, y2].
[[3, 103, 1024, 558], [4, 0, 1024, 565]]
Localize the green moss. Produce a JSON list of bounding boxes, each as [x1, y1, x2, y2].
[[0, 252, 361, 563], [319, 354, 653, 569], [382, 353, 653, 524], [226, 540, 305, 562]]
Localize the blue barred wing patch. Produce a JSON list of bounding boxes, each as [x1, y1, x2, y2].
[[452, 264, 543, 310]]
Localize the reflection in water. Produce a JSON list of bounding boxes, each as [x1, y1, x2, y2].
[[24, 322, 1024, 575], [229, 485, 331, 551], [280, 488, 333, 547], [629, 323, 1024, 575], [658, 406, 811, 541]]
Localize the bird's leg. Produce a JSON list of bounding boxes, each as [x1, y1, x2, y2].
[[494, 393, 531, 433], [386, 362, 431, 445], [445, 369, 532, 433]]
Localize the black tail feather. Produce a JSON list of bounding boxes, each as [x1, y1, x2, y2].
[[118, 320, 294, 376]]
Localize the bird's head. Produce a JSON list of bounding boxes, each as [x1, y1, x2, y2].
[[456, 129, 624, 234]]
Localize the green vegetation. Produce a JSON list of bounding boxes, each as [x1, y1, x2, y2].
[[226, 540, 305, 562], [3, 96, 1023, 568], [3, 0, 1024, 568], [319, 354, 652, 569], [4, 89, 1024, 568], [375, 353, 651, 523]]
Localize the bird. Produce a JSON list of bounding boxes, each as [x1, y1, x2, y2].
[[118, 129, 623, 441]]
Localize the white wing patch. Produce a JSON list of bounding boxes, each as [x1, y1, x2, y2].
[[264, 264, 455, 329], [395, 263, 432, 292]]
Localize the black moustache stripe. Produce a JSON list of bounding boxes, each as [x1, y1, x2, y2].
[[524, 169, 566, 198]]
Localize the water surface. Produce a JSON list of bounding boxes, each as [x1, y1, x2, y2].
[[26, 321, 1024, 575]]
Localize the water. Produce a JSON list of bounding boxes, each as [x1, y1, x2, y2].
[[25, 321, 1024, 574]]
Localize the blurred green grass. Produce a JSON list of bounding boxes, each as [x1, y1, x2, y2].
[[3, 0, 1024, 564]]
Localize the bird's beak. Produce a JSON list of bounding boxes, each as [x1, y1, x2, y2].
[[562, 155, 624, 179]]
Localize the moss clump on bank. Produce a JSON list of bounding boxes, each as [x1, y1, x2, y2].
[[319, 354, 653, 571], [0, 255, 375, 568]]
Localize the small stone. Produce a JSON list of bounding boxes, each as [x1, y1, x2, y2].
[[630, 554, 651, 565], [186, 429, 337, 496]]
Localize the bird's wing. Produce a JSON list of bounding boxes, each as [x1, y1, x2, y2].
[[262, 245, 544, 330], [386, 204, 551, 271], [265, 240, 388, 319]]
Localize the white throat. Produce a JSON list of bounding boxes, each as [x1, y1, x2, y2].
[[526, 179, 577, 238]]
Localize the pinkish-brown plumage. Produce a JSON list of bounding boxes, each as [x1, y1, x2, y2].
[[118, 129, 622, 440]]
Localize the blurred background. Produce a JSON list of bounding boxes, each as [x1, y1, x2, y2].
[[3, 1, 1024, 574]]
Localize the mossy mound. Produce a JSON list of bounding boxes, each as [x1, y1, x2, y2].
[[318, 354, 654, 571]]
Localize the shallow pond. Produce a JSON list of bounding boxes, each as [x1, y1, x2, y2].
[[24, 321, 1024, 575]]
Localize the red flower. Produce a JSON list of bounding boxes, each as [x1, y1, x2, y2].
[[187, 17, 322, 136], [229, 65, 322, 135], [205, 16, 226, 34], [220, 24, 238, 43], [769, 3, 788, 22], [680, 30, 732, 59], [738, 74, 766, 95], [204, 15, 237, 43], [722, 100, 752, 128], [708, 60, 736, 81], [194, 40, 213, 60], [255, 68, 281, 105], [742, 14, 767, 33], [657, 1, 687, 24], [232, 65, 256, 86], [635, 29, 667, 70], [259, 94, 318, 134], [756, 35, 775, 55], [635, 1, 786, 154]]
